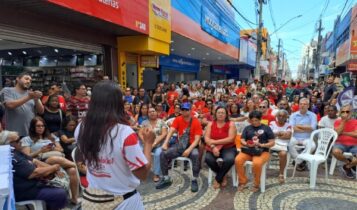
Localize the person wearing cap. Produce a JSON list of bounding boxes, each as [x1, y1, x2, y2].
[[156, 102, 203, 192], [0, 130, 67, 210]]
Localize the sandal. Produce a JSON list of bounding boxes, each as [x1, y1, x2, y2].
[[237, 184, 248, 192], [251, 186, 260, 193], [213, 180, 220, 190], [221, 176, 228, 188], [278, 174, 285, 184]]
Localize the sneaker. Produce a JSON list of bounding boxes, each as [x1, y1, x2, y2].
[[341, 165, 354, 179], [156, 177, 172, 189], [191, 180, 199, 192]]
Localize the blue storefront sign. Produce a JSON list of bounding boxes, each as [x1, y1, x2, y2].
[[159, 54, 200, 72]]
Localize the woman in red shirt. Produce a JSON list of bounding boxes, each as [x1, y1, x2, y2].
[[204, 107, 237, 189]]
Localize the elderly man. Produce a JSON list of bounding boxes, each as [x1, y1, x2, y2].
[[332, 104, 357, 178], [288, 98, 317, 171]]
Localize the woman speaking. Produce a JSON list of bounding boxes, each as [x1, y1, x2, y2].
[[75, 81, 155, 210]]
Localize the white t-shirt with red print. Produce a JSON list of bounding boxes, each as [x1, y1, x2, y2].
[[269, 121, 292, 146], [75, 123, 148, 195]]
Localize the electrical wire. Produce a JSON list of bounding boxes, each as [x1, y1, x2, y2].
[[226, 0, 257, 26]]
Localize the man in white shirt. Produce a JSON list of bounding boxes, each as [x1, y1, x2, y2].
[[318, 105, 339, 129]]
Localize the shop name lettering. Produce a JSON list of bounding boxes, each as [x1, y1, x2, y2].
[[205, 16, 228, 37], [152, 3, 169, 20], [172, 58, 194, 66], [98, 0, 119, 9]]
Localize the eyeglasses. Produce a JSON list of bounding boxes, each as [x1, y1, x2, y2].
[[341, 111, 350, 114], [259, 106, 267, 108], [280, 104, 287, 106]]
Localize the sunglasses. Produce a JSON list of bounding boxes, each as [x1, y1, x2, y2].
[[259, 106, 267, 108], [341, 111, 350, 114], [181, 108, 189, 111]]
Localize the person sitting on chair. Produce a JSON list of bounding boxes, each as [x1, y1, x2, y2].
[[235, 110, 275, 192], [0, 131, 67, 210], [204, 106, 237, 189], [332, 104, 357, 179], [269, 109, 292, 184], [288, 98, 317, 171], [156, 102, 203, 192]]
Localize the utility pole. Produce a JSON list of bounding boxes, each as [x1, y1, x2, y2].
[[276, 38, 281, 80], [315, 19, 323, 82], [282, 52, 285, 80], [255, 0, 265, 80]]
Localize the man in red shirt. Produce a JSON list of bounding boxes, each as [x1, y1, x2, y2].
[[67, 83, 90, 120], [156, 102, 203, 192], [332, 104, 357, 178], [167, 84, 179, 108]]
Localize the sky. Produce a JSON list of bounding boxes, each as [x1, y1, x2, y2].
[[233, 0, 357, 79]]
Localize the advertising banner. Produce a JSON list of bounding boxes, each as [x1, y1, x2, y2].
[[350, 7, 357, 60], [159, 54, 200, 72], [47, 0, 149, 34], [201, 6, 229, 43], [336, 39, 350, 66], [140, 55, 159, 68], [348, 62, 357, 71], [149, 0, 171, 43]]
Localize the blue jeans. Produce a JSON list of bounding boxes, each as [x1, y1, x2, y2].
[[152, 147, 162, 176]]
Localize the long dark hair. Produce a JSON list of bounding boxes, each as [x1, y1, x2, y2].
[[29, 116, 54, 141], [78, 81, 128, 169], [214, 106, 230, 122]]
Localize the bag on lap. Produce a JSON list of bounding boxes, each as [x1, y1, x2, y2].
[[175, 118, 192, 154]]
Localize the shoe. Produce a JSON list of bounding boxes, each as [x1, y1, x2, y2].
[[221, 175, 228, 188], [212, 180, 220, 190], [153, 175, 160, 182], [191, 180, 199, 192], [296, 161, 306, 171], [156, 177, 172, 189], [251, 186, 259, 193], [237, 184, 248, 192], [341, 165, 354, 179]]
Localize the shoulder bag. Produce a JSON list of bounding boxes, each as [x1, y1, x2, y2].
[[175, 118, 193, 154]]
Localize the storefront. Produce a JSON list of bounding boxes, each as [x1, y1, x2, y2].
[[159, 54, 200, 83], [210, 65, 231, 81], [0, 0, 152, 90]]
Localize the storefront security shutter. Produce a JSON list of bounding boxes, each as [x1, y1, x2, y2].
[[0, 24, 103, 53]]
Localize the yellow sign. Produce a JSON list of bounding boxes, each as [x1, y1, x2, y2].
[[149, 0, 171, 44]]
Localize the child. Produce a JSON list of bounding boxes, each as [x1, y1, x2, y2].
[[58, 116, 77, 160]]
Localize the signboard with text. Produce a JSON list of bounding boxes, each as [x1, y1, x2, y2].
[[47, 0, 149, 34], [140, 55, 159, 68], [149, 0, 171, 43]]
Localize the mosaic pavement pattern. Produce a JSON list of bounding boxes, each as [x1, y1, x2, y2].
[[139, 157, 357, 210]]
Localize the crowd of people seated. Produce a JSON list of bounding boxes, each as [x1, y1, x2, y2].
[[0, 72, 356, 209]]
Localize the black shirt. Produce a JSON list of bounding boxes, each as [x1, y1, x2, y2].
[[241, 124, 275, 152], [12, 151, 42, 201], [323, 84, 337, 102], [42, 109, 65, 133]]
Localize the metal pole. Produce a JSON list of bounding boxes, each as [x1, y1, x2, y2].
[[276, 38, 281, 79], [255, 0, 264, 80], [315, 19, 323, 82]]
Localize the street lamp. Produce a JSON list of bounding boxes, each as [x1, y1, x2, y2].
[[270, 15, 303, 36]]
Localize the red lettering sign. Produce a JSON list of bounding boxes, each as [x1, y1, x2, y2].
[[47, 0, 148, 34]]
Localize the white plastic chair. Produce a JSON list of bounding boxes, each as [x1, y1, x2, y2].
[[0, 194, 8, 210], [237, 161, 267, 192], [292, 128, 338, 188], [171, 157, 193, 179], [329, 152, 356, 179], [71, 147, 85, 191], [16, 200, 45, 210], [208, 166, 237, 187]]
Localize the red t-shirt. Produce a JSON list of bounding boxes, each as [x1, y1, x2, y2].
[[194, 101, 206, 111], [291, 104, 299, 113], [67, 96, 90, 119], [261, 114, 275, 125], [167, 91, 179, 107], [209, 121, 235, 149], [334, 119, 357, 146], [171, 116, 203, 144]]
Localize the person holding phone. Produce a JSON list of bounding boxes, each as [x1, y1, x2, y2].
[[332, 104, 357, 179]]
